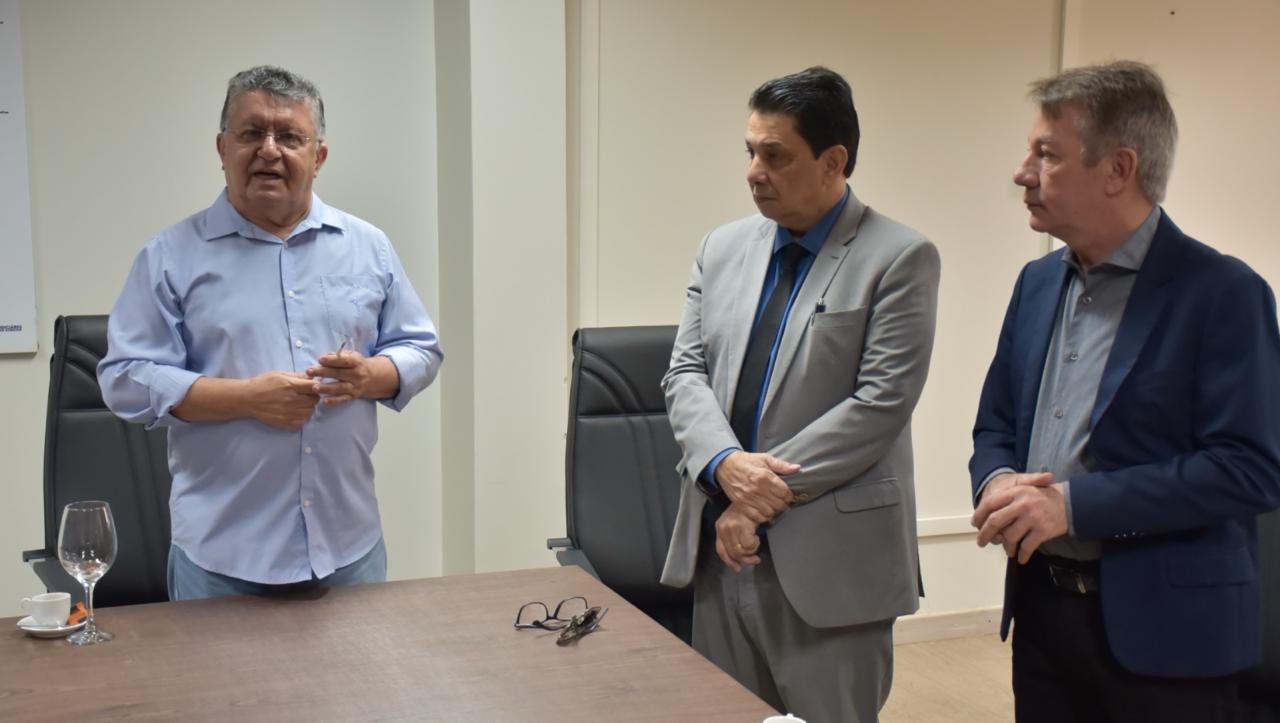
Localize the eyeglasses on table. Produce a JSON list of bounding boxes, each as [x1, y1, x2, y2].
[[514, 596, 608, 645]]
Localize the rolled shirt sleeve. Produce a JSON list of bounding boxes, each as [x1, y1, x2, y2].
[[98, 241, 201, 429], [370, 231, 443, 411]]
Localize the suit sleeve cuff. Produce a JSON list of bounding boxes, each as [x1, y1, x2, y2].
[[697, 448, 738, 496], [974, 466, 1016, 505]]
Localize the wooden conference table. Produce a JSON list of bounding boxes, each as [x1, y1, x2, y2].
[[0, 566, 777, 722]]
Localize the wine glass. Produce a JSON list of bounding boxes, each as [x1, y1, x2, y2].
[[57, 500, 117, 645]]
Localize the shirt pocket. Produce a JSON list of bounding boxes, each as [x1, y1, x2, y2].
[[320, 274, 385, 350]]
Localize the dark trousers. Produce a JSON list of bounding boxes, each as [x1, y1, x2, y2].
[[1012, 554, 1238, 723]]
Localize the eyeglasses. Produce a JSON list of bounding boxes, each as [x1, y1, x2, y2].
[[225, 128, 316, 151], [514, 596, 608, 645], [515, 596, 588, 631], [554, 605, 607, 646]]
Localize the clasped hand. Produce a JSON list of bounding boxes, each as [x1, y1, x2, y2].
[[242, 347, 375, 430], [714, 503, 763, 572], [970, 472, 1069, 564], [306, 347, 375, 405], [712, 451, 799, 570], [243, 371, 321, 429], [714, 451, 798, 523]]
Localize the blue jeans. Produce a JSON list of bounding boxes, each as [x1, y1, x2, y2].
[[167, 537, 387, 601]]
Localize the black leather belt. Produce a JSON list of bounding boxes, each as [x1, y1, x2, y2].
[[1026, 553, 1100, 595]]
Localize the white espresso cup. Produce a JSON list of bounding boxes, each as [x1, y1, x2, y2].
[[20, 592, 71, 627], [763, 716, 807, 723]]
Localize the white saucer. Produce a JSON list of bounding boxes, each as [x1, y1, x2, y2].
[[17, 616, 86, 639]]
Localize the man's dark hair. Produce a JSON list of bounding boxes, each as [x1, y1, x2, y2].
[[749, 66, 859, 177]]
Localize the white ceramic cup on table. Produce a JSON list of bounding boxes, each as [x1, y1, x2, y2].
[[20, 592, 71, 627]]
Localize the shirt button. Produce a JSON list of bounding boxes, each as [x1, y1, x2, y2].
[[287, 290, 296, 298], [1068, 351, 1079, 362], [1054, 408, 1064, 418], [303, 500, 312, 508], [1081, 295, 1093, 305], [1040, 466, 1049, 472], [304, 446, 313, 454], [295, 339, 303, 348], [283, 240, 289, 248]]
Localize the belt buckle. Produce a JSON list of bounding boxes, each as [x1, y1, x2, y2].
[[1048, 563, 1088, 594]]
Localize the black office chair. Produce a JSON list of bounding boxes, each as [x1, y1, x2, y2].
[[549, 325, 692, 643], [1239, 507, 1280, 721], [22, 315, 173, 607]]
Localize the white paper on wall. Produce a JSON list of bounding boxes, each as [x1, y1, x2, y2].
[[0, 0, 36, 354]]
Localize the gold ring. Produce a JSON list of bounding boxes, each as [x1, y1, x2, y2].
[[735, 542, 744, 550]]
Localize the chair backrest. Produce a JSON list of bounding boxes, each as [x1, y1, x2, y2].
[[42, 315, 172, 606], [565, 326, 688, 613]]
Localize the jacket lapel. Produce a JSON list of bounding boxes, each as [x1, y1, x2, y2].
[[1017, 257, 1071, 459], [1089, 214, 1183, 428], [760, 192, 867, 418], [720, 219, 777, 409]]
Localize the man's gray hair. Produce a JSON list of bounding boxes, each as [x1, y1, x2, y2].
[[1030, 60, 1177, 204], [220, 65, 326, 139]]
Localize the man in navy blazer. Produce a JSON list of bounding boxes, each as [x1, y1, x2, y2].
[[970, 60, 1280, 722]]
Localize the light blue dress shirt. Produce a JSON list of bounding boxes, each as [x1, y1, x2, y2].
[[98, 190, 443, 584]]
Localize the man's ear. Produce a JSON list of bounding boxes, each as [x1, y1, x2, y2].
[[821, 144, 848, 178], [314, 142, 329, 177], [1105, 147, 1139, 196], [216, 132, 227, 170]]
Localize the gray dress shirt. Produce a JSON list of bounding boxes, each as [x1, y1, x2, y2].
[[1029, 207, 1160, 559]]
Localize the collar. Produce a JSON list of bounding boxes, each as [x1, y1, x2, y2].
[[774, 184, 851, 256], [200, 188, 346, 244], [1063, 205, 1160, 274]]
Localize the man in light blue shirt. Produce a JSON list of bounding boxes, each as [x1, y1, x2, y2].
[[98, 66, 443, 600]]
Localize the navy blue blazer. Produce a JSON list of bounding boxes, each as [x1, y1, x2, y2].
[[970, 210, 1280, 678]]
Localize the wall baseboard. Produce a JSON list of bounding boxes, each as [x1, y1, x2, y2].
[[916, 514, 976, 538], [894, 606, 1002, 645]]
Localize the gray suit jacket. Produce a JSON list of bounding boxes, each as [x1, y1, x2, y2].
[[660, 189, 940, 628]]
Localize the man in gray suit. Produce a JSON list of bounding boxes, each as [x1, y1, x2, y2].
[[661, 66, 940, 723]]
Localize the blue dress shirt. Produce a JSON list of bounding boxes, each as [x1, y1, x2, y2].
[[98, 190, 443, 584], [702, 186, 851, 485]]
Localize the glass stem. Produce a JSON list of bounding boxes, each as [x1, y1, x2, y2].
[[83, 580, 96, 633]]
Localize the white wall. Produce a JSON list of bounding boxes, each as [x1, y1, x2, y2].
[[0, 0, 441, 614], [468, 0, 570, 572], [435, 0, 478, 576], [1067, 0, 1280, 285]]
